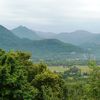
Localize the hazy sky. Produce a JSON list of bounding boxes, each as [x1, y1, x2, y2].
[[0, 0, 100, 33]]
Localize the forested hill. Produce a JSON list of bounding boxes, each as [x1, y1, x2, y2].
[[12, 26, 55, 39], [0, 49, 99, 100], [0, 25, 22, 49], [12, 25, 41, 40], [0, 25, 84, 60], [54, 30, 95, 45]]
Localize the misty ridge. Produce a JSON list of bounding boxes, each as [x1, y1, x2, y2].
[[0, 24, 100, 62], [12, 25, 100, 45]]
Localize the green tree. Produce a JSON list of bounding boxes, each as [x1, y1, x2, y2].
[[31, 70, 63, 100], [0, 49, 38, 100]]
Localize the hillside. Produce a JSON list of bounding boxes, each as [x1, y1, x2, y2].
[[0, 25, 84, 60], [12, 26, 56, 39], [21, 38, 83, 54], [36, 31, 56, 39], [54, 30, 95, 45], [80, 34, 100, 58], [0, 25, 22, 50], [12, 25, 41, 40]]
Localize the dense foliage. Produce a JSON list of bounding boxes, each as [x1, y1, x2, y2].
[[0, 49, 100, 100]]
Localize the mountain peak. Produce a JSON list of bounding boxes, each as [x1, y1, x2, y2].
[[14, 25, 30, 30], [12, 26, 41, 40], [0, 25, 14, 35], [0, 25, 9, 31]]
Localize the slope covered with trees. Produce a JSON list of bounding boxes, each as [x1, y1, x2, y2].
[[0, 49, 64, 100], [0, 49, 100, 100], [0, 25, 84, 61], [12, 26, 41, 40], [54, 30, 95, 45]]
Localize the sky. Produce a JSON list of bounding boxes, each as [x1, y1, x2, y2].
[[0, 0, 100, 33]]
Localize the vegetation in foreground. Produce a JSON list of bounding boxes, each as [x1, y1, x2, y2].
[[0, 49, 100, 100]]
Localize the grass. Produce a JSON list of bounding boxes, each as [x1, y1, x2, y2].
[[78, 66, 91, 74], [48, 66, 91, 73], [48, 66, 68, 72]]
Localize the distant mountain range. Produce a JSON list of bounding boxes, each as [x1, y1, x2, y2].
[[11, 26, 100, 46], [1, 24, 100, 59], [54, 30, 96, 45], [12, 25, 55, 40], [0, 25, 84, 61]]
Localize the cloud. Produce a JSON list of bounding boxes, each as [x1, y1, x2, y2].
[[0, 0, 100, 32]]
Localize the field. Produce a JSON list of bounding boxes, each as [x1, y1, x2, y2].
[[48, 66, 91, 73]]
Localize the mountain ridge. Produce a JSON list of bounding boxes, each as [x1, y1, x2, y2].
[[12, 25, 41, 40], [0, 25, 84, 60]]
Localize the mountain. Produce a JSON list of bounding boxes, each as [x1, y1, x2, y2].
[[36, 31, 56, 39], [0, 25, 19, 40], [12, 25, 41, 40], [80, 34, 100, 55], [54, 30, 95, 45], [22, 39, 83, 54], [0, 25, 84, 60], [0, 25, 22, 50], [12, 26, 55, 39], [20, 38, 84, 60], [75, 32, 100, 59], [12, 27, 96, 46]]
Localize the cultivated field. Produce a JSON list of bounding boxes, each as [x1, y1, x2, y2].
[[48, 66, 91, 73]]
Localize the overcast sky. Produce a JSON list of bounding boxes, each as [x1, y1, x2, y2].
[[0, 0, 100, 33]]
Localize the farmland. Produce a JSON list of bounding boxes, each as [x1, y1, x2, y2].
[[49, 66, 91, 73]]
